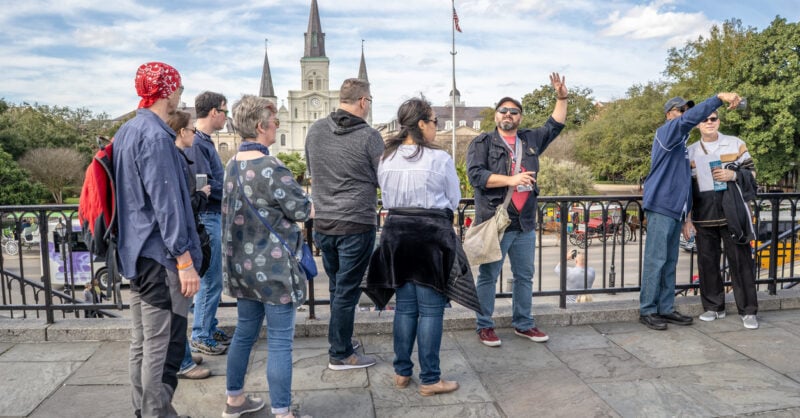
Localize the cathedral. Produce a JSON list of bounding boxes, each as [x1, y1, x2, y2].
[[259, 0, 371, 155]]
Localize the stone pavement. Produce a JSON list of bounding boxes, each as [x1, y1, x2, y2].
[[3, 292, 800, 417]]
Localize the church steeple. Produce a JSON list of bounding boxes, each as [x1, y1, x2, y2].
[[358, 40, 369, 82], [259, 39, 276, 99], [304, 0, 326, 58]]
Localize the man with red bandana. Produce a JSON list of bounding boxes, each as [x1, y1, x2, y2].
[[114, 62, 201, 418]]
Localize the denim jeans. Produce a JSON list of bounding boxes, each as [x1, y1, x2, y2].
[[179, 340, 193, 372], [475, 229, 535, 331], [226, 298, 295, 415], [394, 282, 447, 385], [192, 212, 222, 344], [639, 210, 681, 315], [314, 228, 376, 360]]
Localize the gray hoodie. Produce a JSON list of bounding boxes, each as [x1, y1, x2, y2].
[[305, 109, 384, 232]]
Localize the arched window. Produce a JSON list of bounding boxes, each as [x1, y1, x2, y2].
[[219, 143, 229, 152], [294, 108, 298, 119], [281, 134, 286, 146], [473, 120, 481, 130], [459, 120, 466, 127], [445, 120, 453, 130]]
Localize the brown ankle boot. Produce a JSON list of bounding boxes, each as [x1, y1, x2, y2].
[[419, 379, 459, 396], [394, 375, 410, 388]]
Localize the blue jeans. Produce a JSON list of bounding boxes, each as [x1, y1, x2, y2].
[[179, 340, 194, 372], [640, 210, 681, 315], [192, 212, 222, 344], [314, 228, 376, 360], [394, 282, 447, 385], [226, 298, 295, 415], [475, 229, 535, 331]]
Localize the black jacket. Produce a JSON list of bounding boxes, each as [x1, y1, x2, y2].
[[362, 208, 482, 314], [691, 162, 757, 244], [466, 117, 564, 231]]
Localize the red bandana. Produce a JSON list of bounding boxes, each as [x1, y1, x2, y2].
[[135, 62, 181, 109]]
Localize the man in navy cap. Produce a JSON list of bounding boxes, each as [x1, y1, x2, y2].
[[639, 92, 743, 331]]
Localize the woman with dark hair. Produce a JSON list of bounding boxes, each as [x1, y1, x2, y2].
[[221, 94, 312, 418], [364, 97, 465, 396], [166, 110, 213, 380]]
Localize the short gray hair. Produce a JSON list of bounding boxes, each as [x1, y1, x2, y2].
[[339, 78, 370, 104], [231, 95, 276, 140]]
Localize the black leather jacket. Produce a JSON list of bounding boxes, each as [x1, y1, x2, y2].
[[466, 117, 564, 231]]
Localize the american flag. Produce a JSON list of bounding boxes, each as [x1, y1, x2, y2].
[[453, 8, 462, 33]]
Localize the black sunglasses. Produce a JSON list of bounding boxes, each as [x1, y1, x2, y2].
[[497, 107, 521, 115], [216, 108, 229, 116], [425, 117, 438, 125], [702, 117, 719, 123]]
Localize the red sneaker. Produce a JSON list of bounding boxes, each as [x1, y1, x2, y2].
[[478, 328, 501, 347], [514, 327, 549, 342]]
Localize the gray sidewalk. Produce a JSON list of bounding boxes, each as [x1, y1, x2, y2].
[[3, 291, 800, 417]]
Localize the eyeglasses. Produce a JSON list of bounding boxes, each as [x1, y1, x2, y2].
[[216, 108, 229, 116], [671, 106, 687, 114], [497, 107, 521, 115], [425, 117, 438, 125], [273, 118, 280, 128], [185, 127, 196, 134], [702, 117, 719, 123]]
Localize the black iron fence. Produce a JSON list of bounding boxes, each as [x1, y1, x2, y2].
[[1, 192, 798, 323]]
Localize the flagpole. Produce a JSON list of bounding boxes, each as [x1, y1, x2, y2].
[[450, 0, 457, 161]]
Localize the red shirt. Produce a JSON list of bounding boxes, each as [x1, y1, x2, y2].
[[504, 135, 531, 211]]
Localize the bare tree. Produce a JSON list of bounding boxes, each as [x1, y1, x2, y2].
[[18, 148, 87, 203]]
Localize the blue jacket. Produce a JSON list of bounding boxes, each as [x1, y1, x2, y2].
[[642, 96, 724, 220], [467, 117, 564, 231], [113, 109, 201, 278], [185, 130, 224, 213]]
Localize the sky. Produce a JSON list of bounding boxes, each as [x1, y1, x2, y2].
[[0, 0, 797, 124]]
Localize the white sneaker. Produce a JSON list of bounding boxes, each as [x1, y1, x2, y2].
[[699, 310, 726, 321], [742, 315, 759, 329]]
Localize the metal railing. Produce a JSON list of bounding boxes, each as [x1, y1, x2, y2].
[[2, 192, 798, 323]]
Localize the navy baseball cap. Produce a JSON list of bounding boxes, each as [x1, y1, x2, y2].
[[663, 97, 695, 113]]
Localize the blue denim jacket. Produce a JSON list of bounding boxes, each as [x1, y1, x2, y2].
[[113, 109, 201, 278]]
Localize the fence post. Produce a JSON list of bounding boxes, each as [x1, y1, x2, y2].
[[38, 210, 55, 324], [768, 198, 780, 295], [559, 203, 569, 308]]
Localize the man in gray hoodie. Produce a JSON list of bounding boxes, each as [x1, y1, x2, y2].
[[305, 78, 384, 370]]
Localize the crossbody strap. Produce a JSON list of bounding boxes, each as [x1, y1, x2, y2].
[[232, 157, 297, 258]]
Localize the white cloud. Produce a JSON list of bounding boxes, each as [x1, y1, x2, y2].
[[0, 0, 791, 124]]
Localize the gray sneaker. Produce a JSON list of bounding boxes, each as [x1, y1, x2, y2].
[[699, 310, 726, 321], [191, 339, 228, 356], [328, 353, 376, 370], [222, 395, 265, 418], [742, 315, 759, 329]]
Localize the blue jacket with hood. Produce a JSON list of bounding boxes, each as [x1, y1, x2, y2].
[[642, 95, 724, 220]]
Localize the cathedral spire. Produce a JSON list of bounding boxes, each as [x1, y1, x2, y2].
[[259, 39, 276, 98], [358, 39, 369, 82], [304, 0, 326, 58]]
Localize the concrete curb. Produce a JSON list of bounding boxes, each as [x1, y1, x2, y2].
[[2, 289, 799, 342]]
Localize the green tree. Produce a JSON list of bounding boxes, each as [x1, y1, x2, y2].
[[574, 82, 670, 183], [455, 161, 474, 198], [276, 151, 308, 183], [18, 148, 87, 203], [537, 156, 594, 196], [0, 149, 49, 205], [664, 18, 800, 183]]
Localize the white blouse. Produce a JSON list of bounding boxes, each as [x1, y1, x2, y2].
[[378, 145, 461, 211]]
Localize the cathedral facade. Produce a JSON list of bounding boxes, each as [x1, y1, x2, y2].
[[259, 0, 370, 155]]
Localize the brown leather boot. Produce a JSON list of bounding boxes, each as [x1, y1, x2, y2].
[[394, 375, 410, 388], [419, 379, 459, 396]]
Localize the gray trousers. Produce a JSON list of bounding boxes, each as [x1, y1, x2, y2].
[[129, 257, 191, 418]]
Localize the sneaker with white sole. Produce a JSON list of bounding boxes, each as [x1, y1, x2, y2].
[[221, 395, 265, 418], [742, 315, 759, 329], [328, 353, 376, 370], [699, 310, 726, 321]]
